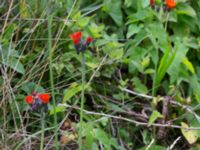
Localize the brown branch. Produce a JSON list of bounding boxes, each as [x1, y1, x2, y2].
[[122, 88, 200, 123], [59, 104, 200, 130]]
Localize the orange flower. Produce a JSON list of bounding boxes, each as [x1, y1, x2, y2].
[[86, 37, 93, 44], [150, 0, 154, 7], [38, 93, 50, 104], [70, 31, 82, 44], [25, 95, 34, 104], [166, 0, 176, 9]]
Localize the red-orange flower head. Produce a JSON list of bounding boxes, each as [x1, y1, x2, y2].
[[86, 37, 93, 44], [166, 0, 176, 9], [70, 31, 93, 54], [150, 0, 154, 7], [38, 93, 50, 104], [70, 31, 82, 44], [25, 95, 34, 104]]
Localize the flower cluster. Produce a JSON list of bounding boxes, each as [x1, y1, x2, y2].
[[166, 0, 176, 9], [70, 31, 93, 54], [25, 91, 50, 111], [150, 0, 176, 10]]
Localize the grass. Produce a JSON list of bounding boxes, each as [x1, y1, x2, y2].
[[47, 8, 58, 150], [1, 0, 200, 149]]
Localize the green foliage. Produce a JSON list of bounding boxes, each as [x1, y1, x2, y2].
[[1, 0, 200, 149], [148, 110, 163, 126]]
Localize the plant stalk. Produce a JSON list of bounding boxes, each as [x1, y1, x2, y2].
[[47, 7, 58, 150], [40, 112, 45, 150], [79, 52, 85, 150]]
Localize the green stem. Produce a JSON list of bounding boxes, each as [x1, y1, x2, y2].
[[40, 112, 45, 150], [152, 48, 159, 96], [47, 8, 58, 150], [79, 52, 85, 150]]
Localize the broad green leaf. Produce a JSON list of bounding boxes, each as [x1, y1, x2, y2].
[[141, 0, 149, 8], [147, 22, 168, 52], [2, 58, 25, 74], [127, 46, 148, 73], [109, 103, 125, 112], [91, 143, 99, 150], [141, 56, 150, 70], [49, 105, 65, 115], [103, 0, 123, 26], [168, 38, 189, 83], [104, 42, 124, 60], [78, 17, 90, 27], [1, 24, 16, 44], [124, 0, 132, 7], [148, 110, 163, 126], [110, 138, 120, 149], [181, 122, 198, 144], [132, 77, 148, 94], [21, 82, 45, 94], [189, 75, 200, 104], [182, 57, 195, 74], [85, 123, 94, 150], [127, 24, 143, 38], [177, 4, 196, 17], [110, 48, 124, 60], [93, 128, 110, 150], [86, 62, 98, 69], [63, 83, 82, 102], [144, 68, 155, 74], [89, 23, 104, 38], [128, 8, 153, 23]]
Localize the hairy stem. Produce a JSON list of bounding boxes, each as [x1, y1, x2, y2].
[[40, 112, 45, 150], [47, 7, 58, 150], [79, 52, 85, 150]]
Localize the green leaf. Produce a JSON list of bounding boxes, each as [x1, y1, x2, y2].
[[1, 24, 16, 44], [148, 111, 163, 126], [141, 0, 149, 8], [124, 0, 133, 7], [128, 8, 153, 23], [78, 17, 90, 27], [132, 77, 148, 94], [189, 75, 200, 104], [104, 42, 124, 60], [147, 22, 168, 52], [21, 82, 45, 94], [182, 57, 195, 74], [2, 58, 25, 74], [85, 123, 94, 150], [86, 62, 98, 69], [103, 0, 123, 26], [141, 56, 150, 70], [63, 83, 82, 102], [168, 38, 189, 83], [88, 23, 104, 38], [93, 128, 111, 149], [49, 105, 65, 115], [144, 68, 155, 74], [177, 4, 196, 17], [127, 24, 143, 38]]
